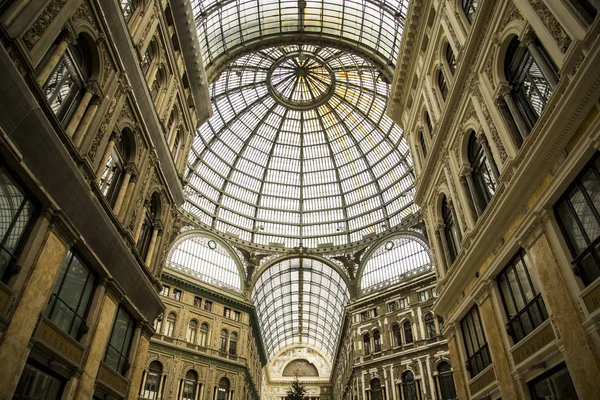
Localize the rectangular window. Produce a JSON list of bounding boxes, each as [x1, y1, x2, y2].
[[160, 286, 170, 297], [555, 153, 600, 286], [224, 307, 231, 318], [104, 306, 135, 375], [387, 302, 397, 312], [172, 289, 182, 301], [371, 308, 378, 318], [45, 250, 95, 339], [360, 311, 368, 321], [528, 362, 578, 399], [0, 164, 37, 281], [204, 300, 213, 311], [460, 306, 492, 378], [194, 296, 202, 307], [233, 311, 241, 321], [14, 362, 64, 399], [497, 249, 548, 344], [399, 297, 409, 308], [419, 291, 428, 302]]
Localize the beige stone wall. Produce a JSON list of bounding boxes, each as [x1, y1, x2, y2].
[[388, 0, 600, 398]]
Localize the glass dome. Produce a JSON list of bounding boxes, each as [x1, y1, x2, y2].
[[184, 44, 417, 248]]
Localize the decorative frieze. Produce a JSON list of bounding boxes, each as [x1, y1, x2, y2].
[[22, 0, 69, 50]]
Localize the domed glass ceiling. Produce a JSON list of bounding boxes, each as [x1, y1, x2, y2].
[[184, 44, 417, 247]]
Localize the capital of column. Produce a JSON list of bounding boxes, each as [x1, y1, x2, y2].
[[497, 84, 512, 100], [459, 165, 473, 177], [84, 82, 100, 96], [152, 220, 164, 232], [61, 29, 77, 45], [520, 28, 537, 48], [125, 163, 138, 176], [143, 197, 152, 209], [473, 279, 493, 307], [435, 222, 445, 232], [110, 131, 122, 143]]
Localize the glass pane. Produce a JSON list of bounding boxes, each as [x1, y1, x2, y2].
[[569, 186, 600, 242], [557, 201, 587, 254]]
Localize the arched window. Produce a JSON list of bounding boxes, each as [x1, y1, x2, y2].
[[370, 378, 382, 400], [437, 362, 457, 400], [425, 313, 436, 338], [363, 333, 371, 355], [182, 370, 197, 400], [442, 196, 460, 264], [229, 332, 238, 356], [219, 329, 228, 353], [120, 0, 136, 22], [403, 321, 413, 344], [153, 316, 162, 334], [99, 134, 132, 206], [165, 313, 176, 337], [437, 316, 445, 333], [462, 0, 478, 23], [425, 111, 433, 136], [186, 320, 197, 343], [217, 378, 230, 400], [141, 39, 157, 76], [402, 371, 419, 400], [199, 323, 209, 347], [419, 131, 428, 158], [505, 36, 555, 134], [151, 66, 165, 99], [468, 132, 497, 211], [373, 330, 382, 352], [438, 69, 448, 100], [445, 43, 456, 75], [41, 33, 92, 124], [392, 323, 402, 347], [142, 361, 162, 400], [172, 130, 183, 162]]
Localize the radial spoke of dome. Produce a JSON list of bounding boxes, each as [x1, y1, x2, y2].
[[211, 79, 268, 102]]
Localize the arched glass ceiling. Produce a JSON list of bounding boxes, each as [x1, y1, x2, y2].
[[360, 235, 431, 293], [184, 44, 417, 248], [167, 234, 242, 292], [252, 258, 349, 360], [191, 0, 410, 71]]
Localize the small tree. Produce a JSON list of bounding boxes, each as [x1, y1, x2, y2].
[[285, 376, 307, 400]]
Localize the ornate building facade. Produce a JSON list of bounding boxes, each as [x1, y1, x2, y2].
[[388, 0, 600, 399]]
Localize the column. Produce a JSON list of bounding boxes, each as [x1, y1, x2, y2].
[[435, 224, 453, 271], [476, 134, 500, 179], [521, 31, 558, 88], [118, 174, 138, 222], [113, 165, 135, 215], [0, 223, 71, 398], [523, 223, 600, 399], [168, 126, 179, 150], [65, 84, 96, 138], [36, 31, 75, 86], [95, 132, 121, 181], [447, 199, 462, 242], [127, 325, 152, 400], [134, 199, 150, 243], [144, 222, 161, 266], [498, 85, 529, 141], [444, 326, 468, 400], [459, 169, 481, 220], [72, 96, 101, 148], [475, 285, 520, 400], [75, 287, 120, 400]]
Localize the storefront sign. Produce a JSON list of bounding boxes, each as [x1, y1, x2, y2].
[[511, 322, 556, 366], [469, 367, 496, 395], [98, 362, 128, 396], [35, 317, 84, 366], [582, 282, 600, 314]]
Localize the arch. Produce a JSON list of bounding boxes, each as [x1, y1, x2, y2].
[[363, 332, 371, 355], [391, 322, 402, 347], [358, 232, 432, 293], [370, 377, 383, 400], [468, 131, 497, 210], [165, 312, 177, 337], [443, 40, 456, 76], [424, 312, 436, 338], [217, 377, 230, 400], [492, 23, 527, 88], [282, 359, 319, 377], [199, 322, 210, 347], [373, 329, 382, 352], [229, 331, 238, 355], [437, 67, 448, 101], [71, 30, 101, 82], [186, 319, 198, 343], [141, 37, 159, 76], [142, 360, 163, 400], [403, 320, 414, 344], [167, 231, 244, 292], [219, 329, 228, 352], [182, 370, 198, 400], [437, 361, 457, 400], [457, 121, 482, 168]]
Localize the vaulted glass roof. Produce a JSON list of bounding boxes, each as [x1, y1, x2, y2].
[[184, 44, 417, 248], [191, 0, 410, 73], [252, 257, 349, 360]]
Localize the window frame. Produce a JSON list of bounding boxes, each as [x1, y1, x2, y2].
[[460, 305, 491, 378], [469, 132, 497, 211], [104, 306, 135, 375]]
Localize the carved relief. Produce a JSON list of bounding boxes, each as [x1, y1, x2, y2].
[[22, 0, 69, 50], [72, 0, 94, 26], [474, 88, 508, 163], [88, 82, 126, 160], [527, 0, 571, 52]]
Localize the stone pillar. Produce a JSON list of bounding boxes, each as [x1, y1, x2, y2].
[[523, 223, 600, 399], [498, 85, 529, 140], [476, 134, 500, 179], [460, 168, 482, 219], [168, 126, 179, 150], [72, 96, 101, 148], [127, 325, 152, 400], [521, 31, 558, 88], [118, 174, 138, 222], [113, 165, 135, 215], [75, 287, 120, 400], [447, 199, 463, 242], [444, 325, 469, 400], [144, 222, 161, 266], [36, 31, 75, 86], [134, 200, 150, 243], [475, 285, 520, 400], [96, 132, 121, 182], [65, 85, 95, 137], [0, 221, 71, 399], [436, 223, 453, 270]]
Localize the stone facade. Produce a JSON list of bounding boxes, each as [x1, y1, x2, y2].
[[388, 0, 600, 399], [331, 272, 454, 400], [0, 0, 209, 398]]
